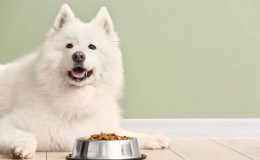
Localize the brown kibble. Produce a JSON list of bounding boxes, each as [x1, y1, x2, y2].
[[87, 132, 130, 141]]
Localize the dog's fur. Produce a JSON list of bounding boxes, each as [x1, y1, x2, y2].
[[0, 4, 170, 159]]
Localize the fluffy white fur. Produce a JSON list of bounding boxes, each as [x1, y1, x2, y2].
[[0, 4, 170, 159]]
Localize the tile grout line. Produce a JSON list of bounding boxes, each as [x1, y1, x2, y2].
[[210, 139, 255, 160], [168, 144, 186, 160]]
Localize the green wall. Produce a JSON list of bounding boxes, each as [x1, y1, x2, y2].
[[0, 0, 260, 118]]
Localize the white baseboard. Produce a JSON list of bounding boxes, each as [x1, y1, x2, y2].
[[120, 119, 260, 139]]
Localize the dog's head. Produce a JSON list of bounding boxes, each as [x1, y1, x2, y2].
[[38, 4, 123, 90]]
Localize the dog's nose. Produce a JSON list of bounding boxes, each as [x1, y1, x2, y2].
[[72, 51, 85, 63]]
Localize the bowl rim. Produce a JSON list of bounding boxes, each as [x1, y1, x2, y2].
[[77, 137, 136, 142]]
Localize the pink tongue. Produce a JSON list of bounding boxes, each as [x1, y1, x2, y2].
[[72, 71, 86, 78]]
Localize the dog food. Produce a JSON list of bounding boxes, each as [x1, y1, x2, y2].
[[87, 133, 129, 140]]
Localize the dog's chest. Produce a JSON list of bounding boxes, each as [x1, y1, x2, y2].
[[35, 112, 118, 151]]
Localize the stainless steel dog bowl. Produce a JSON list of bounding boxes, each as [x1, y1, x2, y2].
[[66, 137, 146, 160]]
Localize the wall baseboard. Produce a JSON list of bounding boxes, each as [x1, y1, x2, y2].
[[121, 119, 260, 139]]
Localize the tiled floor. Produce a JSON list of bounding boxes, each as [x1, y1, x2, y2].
[[0, 139, 259, 160]]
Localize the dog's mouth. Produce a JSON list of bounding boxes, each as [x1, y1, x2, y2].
[[68, 67, 93, 81]]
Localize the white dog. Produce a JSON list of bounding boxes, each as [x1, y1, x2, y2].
[[0, 4, 170, 159]]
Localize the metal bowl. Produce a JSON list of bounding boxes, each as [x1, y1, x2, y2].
[[66, 137, 146, 160]]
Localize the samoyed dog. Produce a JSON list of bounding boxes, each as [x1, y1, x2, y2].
[[0, 4, 170, 159]]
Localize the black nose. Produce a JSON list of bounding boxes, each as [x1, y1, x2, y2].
[[72, 51, 85, 63]]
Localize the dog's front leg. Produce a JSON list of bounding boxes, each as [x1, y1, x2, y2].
[[117, 129, 171, 149], [0, 125, 37, 159]]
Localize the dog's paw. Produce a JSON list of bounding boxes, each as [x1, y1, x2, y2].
[[140, 134, 171, 149], [10, 137, 37, 159]]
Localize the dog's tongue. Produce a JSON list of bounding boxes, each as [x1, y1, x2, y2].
[[72, 70, 86, 78]]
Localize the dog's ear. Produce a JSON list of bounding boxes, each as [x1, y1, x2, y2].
[[94, 7, 114, 35], [53, 4, 75, 31]]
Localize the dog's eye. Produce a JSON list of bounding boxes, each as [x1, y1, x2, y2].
[[88, 44, 96, 50], [66, 43, 73, 49]]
